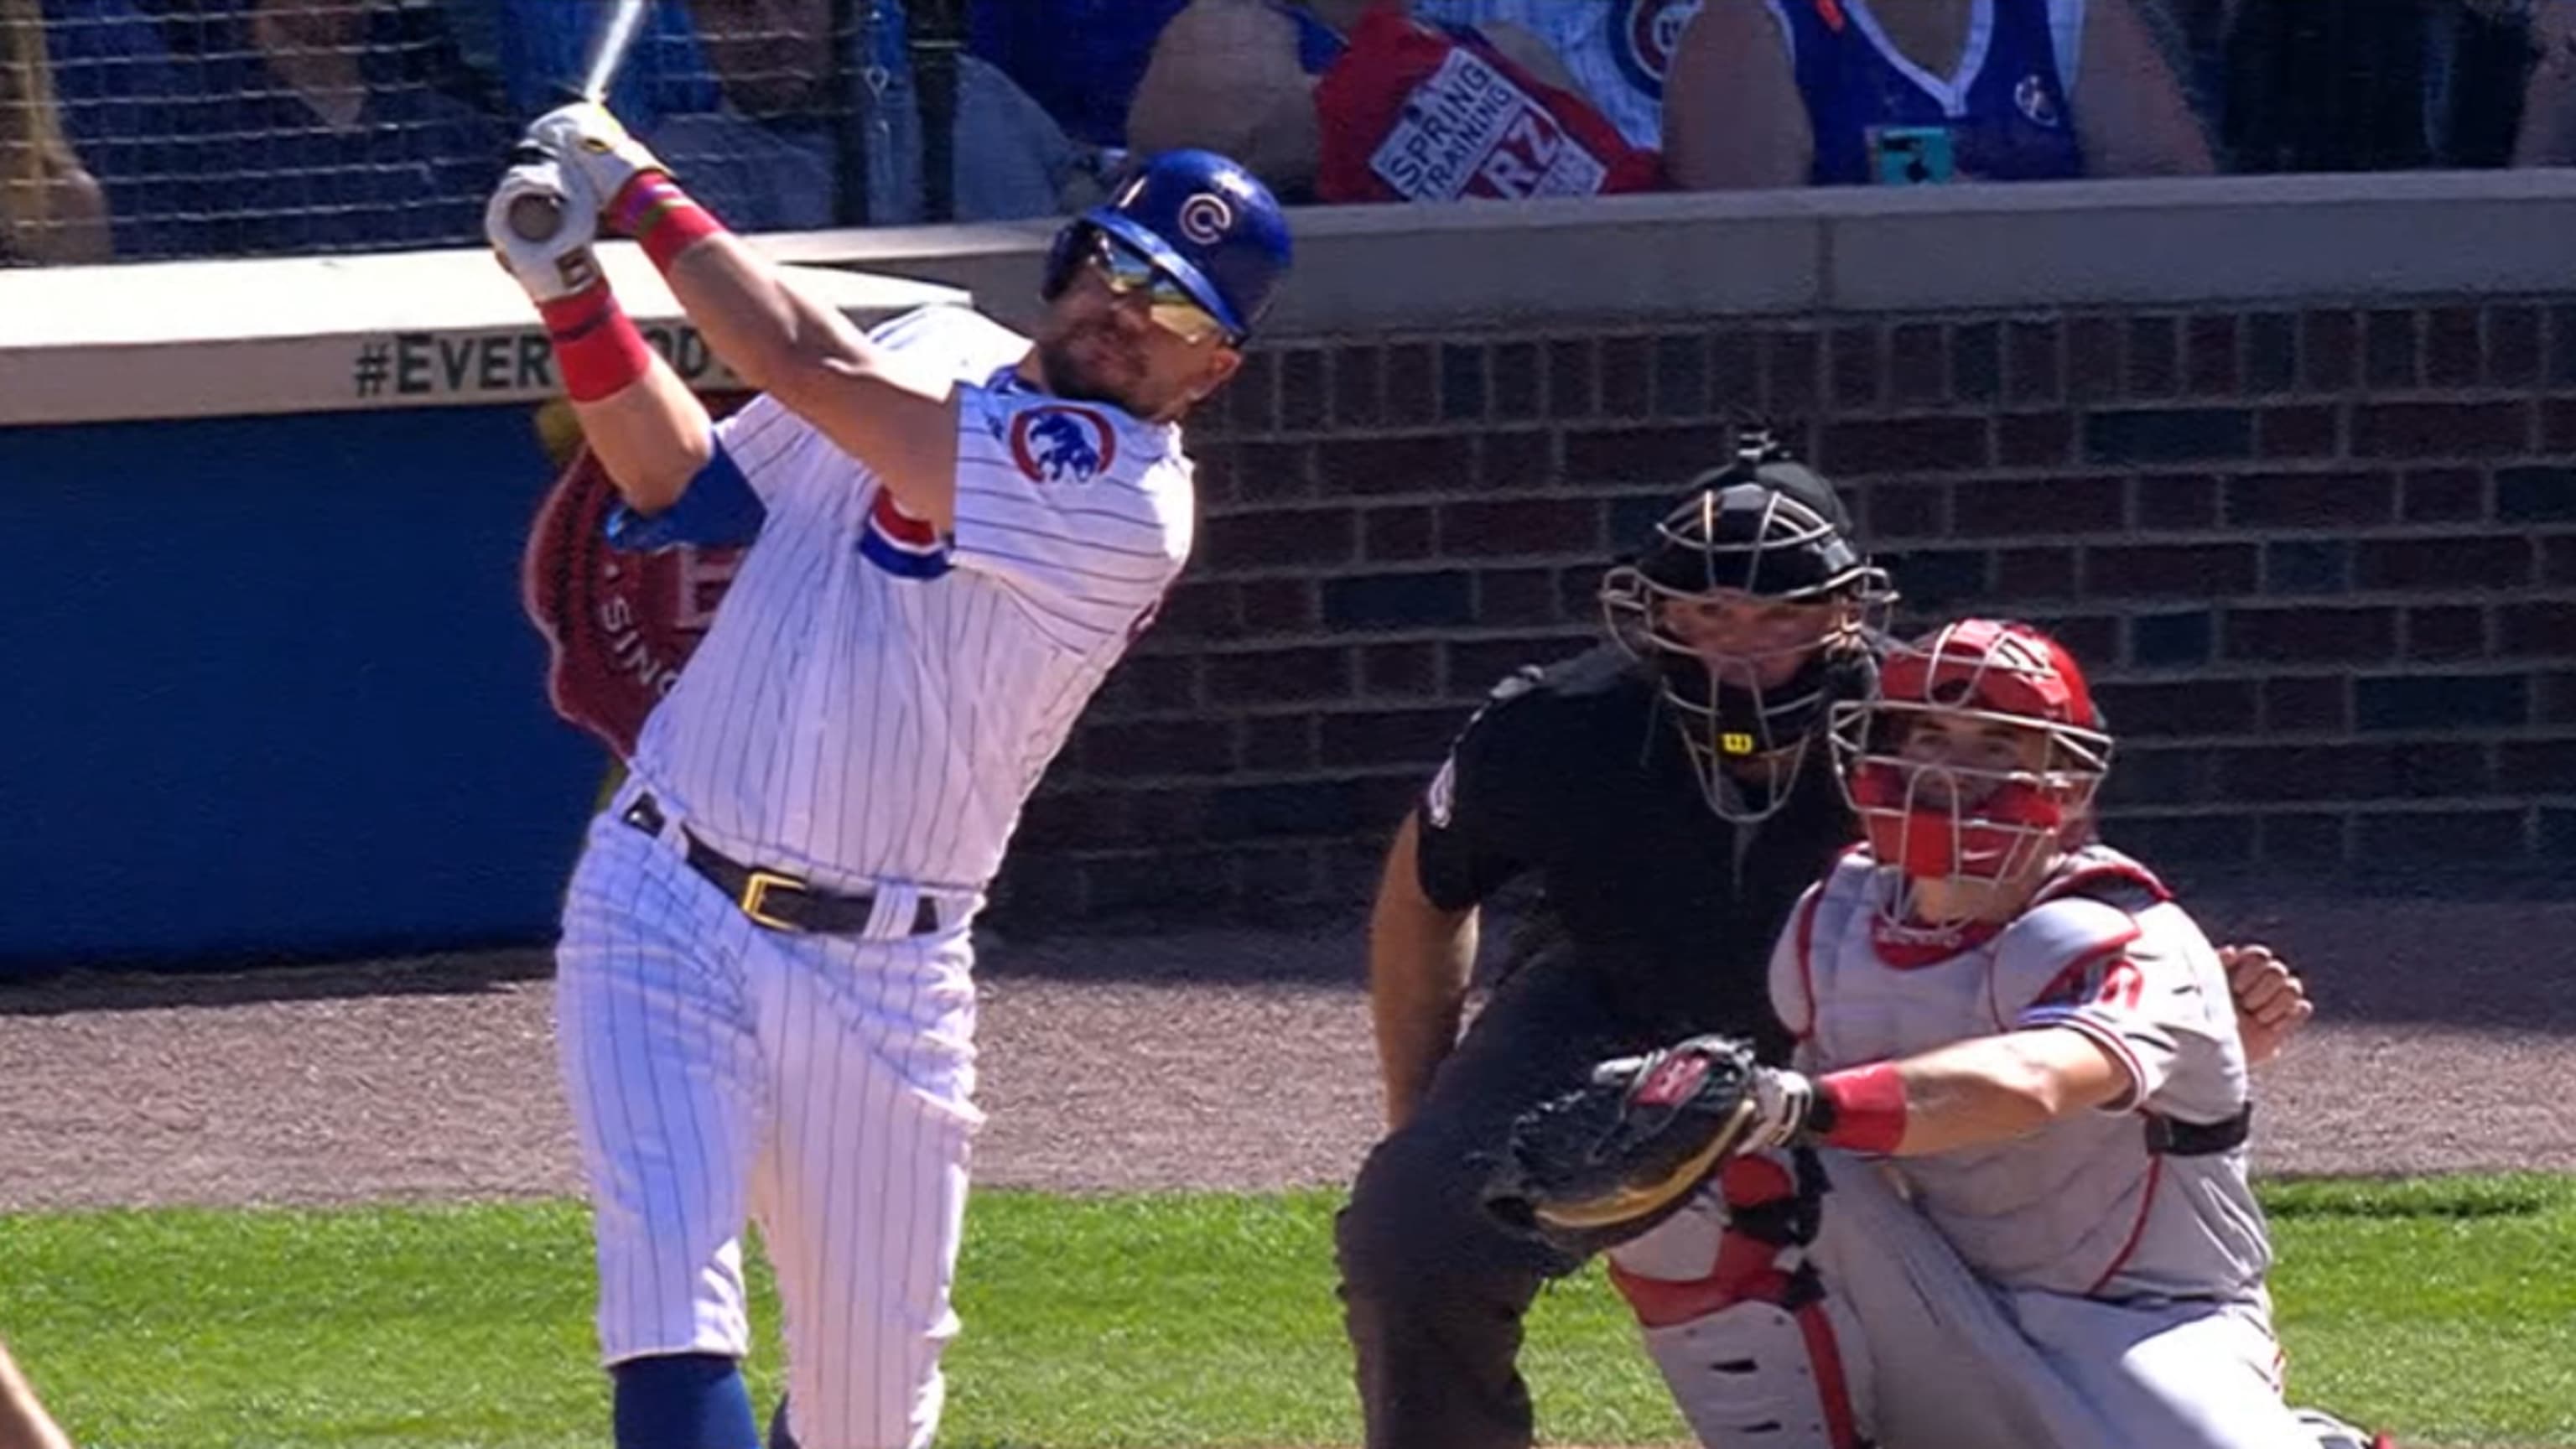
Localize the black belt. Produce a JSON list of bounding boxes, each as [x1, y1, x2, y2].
[[2147, 1103, 2253, 1157], [621, 793, 940, 937]]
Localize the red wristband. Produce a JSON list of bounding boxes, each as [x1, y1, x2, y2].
[[610, 173, 726, 273], [1817, 1064, 1909, 1155], [538, 284, 656, 402]]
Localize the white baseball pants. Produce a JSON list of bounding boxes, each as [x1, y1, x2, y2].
[[554, 792, 983, 1449]]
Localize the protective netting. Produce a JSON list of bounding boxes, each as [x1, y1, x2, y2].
[[0, 0, 1010, 266], [0, 0, 2555, 267]]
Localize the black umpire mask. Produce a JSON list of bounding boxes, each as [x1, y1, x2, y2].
[[1599, 439, 1891, 823]]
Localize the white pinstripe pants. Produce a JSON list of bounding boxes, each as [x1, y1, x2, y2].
[[553, 802, 984, 1449]]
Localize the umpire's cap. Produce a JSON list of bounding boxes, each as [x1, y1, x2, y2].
[[1044, 149, 1293, 343]]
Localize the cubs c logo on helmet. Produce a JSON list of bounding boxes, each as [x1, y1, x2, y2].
[[1176, 192, 1234, 245], [1010, 405, 1118, 486]]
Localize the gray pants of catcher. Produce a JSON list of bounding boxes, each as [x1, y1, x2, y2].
[[1608, 1149, 2312, 1449]]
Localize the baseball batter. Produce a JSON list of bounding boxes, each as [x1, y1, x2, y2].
[[483, 106, 1290, 1449], [1593, 619, 2336, 1448]]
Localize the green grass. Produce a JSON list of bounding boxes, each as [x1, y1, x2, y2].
[[3, 1176, 2570, 1448], [2263, 1176, 2576, 1447]]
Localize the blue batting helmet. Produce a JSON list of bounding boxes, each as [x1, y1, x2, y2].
[[1042, 149, 1293, 342]]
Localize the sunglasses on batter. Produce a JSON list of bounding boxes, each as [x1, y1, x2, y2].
[[1083, 234, 1233, 346]]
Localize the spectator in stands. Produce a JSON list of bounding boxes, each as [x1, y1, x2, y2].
[[1408, 0, 1701, 152], [198, 0, 501, 254], [2229, 0, 2533, 174], [47, 0, 500, 258], [475, 0, 891, 226], [650, 0, 864, 230], [1129, 1, 1679, 201], [1664, 0, 2212, 190], [468, 0, 1075, 225], [969, 0, 1195, 153], [2516, 0, 2576, 164], [2118, 0, 2235, 154], [1, 0, 110, 262], [1125, 0, 1359, 196], [33, 0, 189, 257]]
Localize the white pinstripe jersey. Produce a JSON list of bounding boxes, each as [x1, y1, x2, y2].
[[1773, 843, 2272, 1302], [628, 304, 1192, 896]]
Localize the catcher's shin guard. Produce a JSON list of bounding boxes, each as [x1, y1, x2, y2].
[[1604, 1153, 1871, 1449]]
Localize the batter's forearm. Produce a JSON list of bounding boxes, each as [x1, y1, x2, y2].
[[650, 220, 959, 527], [571, 358, 714, 515], [662, 231, 876, 404]]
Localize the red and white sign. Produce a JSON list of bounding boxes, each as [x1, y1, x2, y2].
[[1317, 3, 1662, 205], [1372, 47, 1609, 200], [522, 423, 747, 758]]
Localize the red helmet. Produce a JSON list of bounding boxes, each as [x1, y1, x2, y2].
[[1831, 619, 2113, 884]]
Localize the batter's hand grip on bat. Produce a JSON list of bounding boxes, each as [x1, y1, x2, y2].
[[506, 190, 568, 243], [503, 143, 573, 243]]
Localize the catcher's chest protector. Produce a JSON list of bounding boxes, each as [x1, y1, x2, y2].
[[1789, 844, 2271, 1301]]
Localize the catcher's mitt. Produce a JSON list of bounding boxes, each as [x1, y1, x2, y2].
[[1483, 1034, 1775, 1250]]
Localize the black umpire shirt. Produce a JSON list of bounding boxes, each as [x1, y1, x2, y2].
[[1411, 645, 1857, 1062]]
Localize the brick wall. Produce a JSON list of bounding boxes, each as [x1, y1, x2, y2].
[[992, 300, 2576, 922]]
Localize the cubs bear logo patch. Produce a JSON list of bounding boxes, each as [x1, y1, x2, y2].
[[1010, 405, 1118, 485]]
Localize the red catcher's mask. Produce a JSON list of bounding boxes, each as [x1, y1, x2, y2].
[[1830, 619, 2113, 885]]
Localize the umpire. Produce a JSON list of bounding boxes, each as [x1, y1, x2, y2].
[[1335, 430, 2308, 1449], [1337, 432, 1881, 1449]]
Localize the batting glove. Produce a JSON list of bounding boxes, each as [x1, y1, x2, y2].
[[524, 101, 673, 221], [486, 159, 605, 304]]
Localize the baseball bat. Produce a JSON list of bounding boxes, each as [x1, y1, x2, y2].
[[505, 0, 653, 242]]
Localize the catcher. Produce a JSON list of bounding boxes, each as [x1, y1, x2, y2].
[[1341, 430, 2314, 1449], [1488, 618, 2384, 1449]]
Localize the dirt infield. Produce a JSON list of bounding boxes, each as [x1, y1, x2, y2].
[[3, 893, 2573, 1214]]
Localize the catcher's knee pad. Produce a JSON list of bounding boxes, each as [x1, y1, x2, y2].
[[1605, 1155, 1872, 1449]]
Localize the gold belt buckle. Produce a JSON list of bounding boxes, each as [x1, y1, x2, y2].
[[738, 869, 808, 932]]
